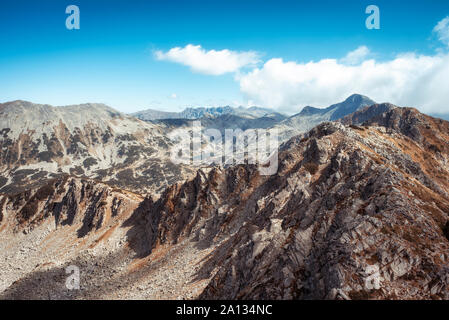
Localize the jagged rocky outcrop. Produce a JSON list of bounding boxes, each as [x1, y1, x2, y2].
[[0, 177, 141, 235], [0, 177, 147, 299]]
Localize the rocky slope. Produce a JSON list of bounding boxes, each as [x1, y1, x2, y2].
[[0, 100, 195, 196], [339, 103, 397, 126], [0, 176, 220, 299], [1, 105, 449, 300]]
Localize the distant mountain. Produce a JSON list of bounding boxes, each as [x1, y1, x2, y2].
[[129, 108, 180, 121], [132, 106, 233, 121], [293, 94, 376, 118], [179, 106, 235, 119], [131, 105, 287, 121], [148, 94, 383, 167], [132, 94, 378, 150], [158, 112, 286, 132], [234, 106, 286, 119], [328, 94, 376, 120], [274, 94, 377, 141]]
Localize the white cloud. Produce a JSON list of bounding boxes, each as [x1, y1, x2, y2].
[[340, 46, 370, 65], [239, 52, 449, 114], [155, 18, 449, 115], [155, 44, 260, 76], [433, 16, 449, 47]]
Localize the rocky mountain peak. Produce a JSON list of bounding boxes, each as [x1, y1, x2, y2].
[[329, 94, 377, 120]]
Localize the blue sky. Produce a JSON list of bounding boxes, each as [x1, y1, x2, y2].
[[1, 0, 449, 114]]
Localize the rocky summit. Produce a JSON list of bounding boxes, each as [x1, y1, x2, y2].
[[0, 100, 196, 197], [0, 98, 449, 300]]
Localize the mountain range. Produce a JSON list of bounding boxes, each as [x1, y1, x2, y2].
[[0, 94, 377, 196], [1, 95, 449, 300], [131, 105, 286, 121]]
